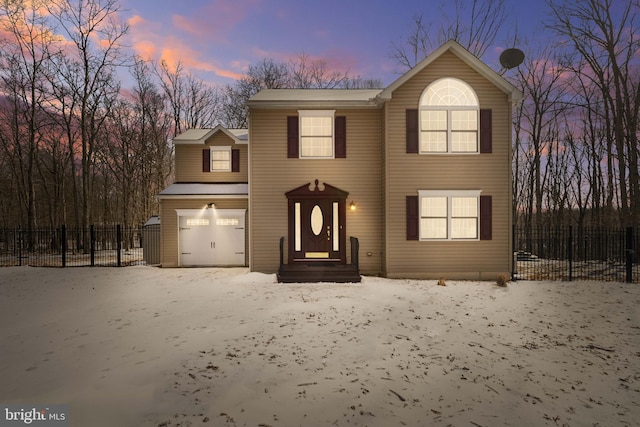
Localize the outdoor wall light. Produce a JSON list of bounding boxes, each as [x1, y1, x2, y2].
[[206, 202, 215, 209], [349, 201, 356, 211]]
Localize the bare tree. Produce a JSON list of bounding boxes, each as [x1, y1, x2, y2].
[[390, 0, 508, 71], [220, 55, 373, 127], [0, 0, 59, 234], [130, 57, 173, 220], [288, 53, 350, 88], [514, 42, 569, 232], [220, 58, 289, 128], [340, 76, 384, 89], [46, 0, 128, 230], [547, 0, 640, 226], [156, 59, 220, 137]]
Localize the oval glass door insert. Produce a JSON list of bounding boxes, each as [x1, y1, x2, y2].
[[310, 205, 323, 236]]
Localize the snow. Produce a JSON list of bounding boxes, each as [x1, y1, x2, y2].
[[0, 266, 638, 427]]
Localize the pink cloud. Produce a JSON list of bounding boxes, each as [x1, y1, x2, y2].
[[151, 37, 244, 81], [172, 0, 262, 43], [124, 4, 252, 83], [127, 15, 145, 27]]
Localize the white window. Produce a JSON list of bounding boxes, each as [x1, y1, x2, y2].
[[186, 218, 210, 226], [299, 110, 334, 158], [419, 190, 481, 240], [215, 218, 239, 226], [211, 146, 231, 171], [420, 78, 479, 153]]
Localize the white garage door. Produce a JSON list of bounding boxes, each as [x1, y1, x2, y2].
[[178, 209, 245, 267]]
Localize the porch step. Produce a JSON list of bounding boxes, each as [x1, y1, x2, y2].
[[277, 263, 361, 283]]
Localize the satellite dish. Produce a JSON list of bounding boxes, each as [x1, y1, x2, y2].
[[499, 48, 525, 69]]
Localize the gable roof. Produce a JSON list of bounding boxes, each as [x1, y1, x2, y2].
[[248, 40, 522, 109], [247, 89, 382, 109], [379, 39, 523, 103], [172, 125, 248, 145]]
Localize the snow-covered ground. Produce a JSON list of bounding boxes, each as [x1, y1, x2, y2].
[[0, 266, 638, 427]]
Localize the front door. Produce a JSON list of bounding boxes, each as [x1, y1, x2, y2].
[[286, 180, 348, 264], [300, 198, 338, 260]]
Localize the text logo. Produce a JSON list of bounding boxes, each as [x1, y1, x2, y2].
[[1, 405, 69, 426]]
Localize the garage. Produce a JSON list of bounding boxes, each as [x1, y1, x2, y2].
[[177, 209, 246, 267]]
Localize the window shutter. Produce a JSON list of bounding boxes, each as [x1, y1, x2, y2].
[[335, 116, 346, 158], [287, 116, 299, 158], [202, 149, 210, 172], [406, 109, 419, 153], [406, 195, 419, 240], [480, 195, 492, 240], [231, 149, 240, 172], [480, 109, 492, 153]]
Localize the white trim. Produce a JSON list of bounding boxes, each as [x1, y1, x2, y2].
[[294, 203, 301, 251], [333, 202, 339, 251], [298, 110, 336, 117], [172, 125, 248, 145]]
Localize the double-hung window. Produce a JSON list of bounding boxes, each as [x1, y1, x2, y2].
[[210, 146, 231, 171], [420, 78, 479, 153], [299, 110, 335, 158], [419, 190, 481, 240]]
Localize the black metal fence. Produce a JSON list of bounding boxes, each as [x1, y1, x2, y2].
[[0, 225, 147, 267], [513, 226, 638, 283]]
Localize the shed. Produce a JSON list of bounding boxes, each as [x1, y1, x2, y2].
[[143, 216, 161, 265]]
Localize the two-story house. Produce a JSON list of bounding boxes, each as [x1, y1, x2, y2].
[[158, 40, 522, 282], [247, 40, 521, 281]]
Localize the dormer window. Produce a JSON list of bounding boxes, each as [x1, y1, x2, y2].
[[211, 146, 231, 171], [202, 146, 240, 173]]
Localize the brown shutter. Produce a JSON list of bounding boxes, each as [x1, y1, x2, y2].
[[335, 116, 346, 158], [231, 149, 240, 172], [287, 116, 299, 158], [406, 109, 419, 153], [480, 109, 492, 153], [406, 195, 419, 240], [480, 195, 492, 240], [202, 149, 210, 172]]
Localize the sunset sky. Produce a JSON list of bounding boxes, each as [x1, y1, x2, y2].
[[119, 0, 550, 88]]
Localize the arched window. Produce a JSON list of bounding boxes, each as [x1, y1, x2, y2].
[[419, 78, 479, 153]]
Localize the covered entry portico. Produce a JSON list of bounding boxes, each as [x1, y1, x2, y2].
[[278, 180, 360, 282]]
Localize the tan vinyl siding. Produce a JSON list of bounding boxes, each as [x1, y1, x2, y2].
[[381, 105, 388, 277], [175, 132, 248, 183], [384, 51, 512, 279], [160, 197, 248, 267], [249, 109, 383, 275]]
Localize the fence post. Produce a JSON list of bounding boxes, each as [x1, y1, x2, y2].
[[117, 224, 122, 267], [568, 225, 573, 281], [90, 225, 95, 267], [61, 225, 67, 267], [511, 224, 517, 281], [18, 227, 22, 266], [626, 227, 633, 283]]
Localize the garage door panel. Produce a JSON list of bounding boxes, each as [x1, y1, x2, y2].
[[178, 209, 246, 267]]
